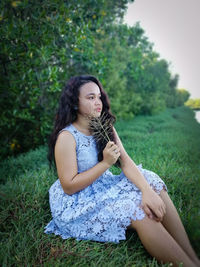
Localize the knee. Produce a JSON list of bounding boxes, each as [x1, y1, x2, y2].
[[130, 216, 160, 232], [131, 217, 167, 244], [160, 188, 168, 196], [159, 189, 172, 204]]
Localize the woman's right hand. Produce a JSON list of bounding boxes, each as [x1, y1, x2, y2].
[[102, 141, 120, 167]]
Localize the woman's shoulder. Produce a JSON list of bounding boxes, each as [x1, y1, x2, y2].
[[59, 124, 73, 134], [58, 123, 82, 148], [59, 124, 78, 138], [56, 124, 75, 143], [55, 128, 77, 157], [57, 127, 75, 144]]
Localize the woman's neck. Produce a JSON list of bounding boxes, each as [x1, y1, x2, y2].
[[73, 115, 90, 135]]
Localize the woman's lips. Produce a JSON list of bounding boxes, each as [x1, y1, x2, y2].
[[95, 108, 102, 112]]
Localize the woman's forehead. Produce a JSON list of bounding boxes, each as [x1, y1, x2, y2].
[[79, 82, 100, 96]]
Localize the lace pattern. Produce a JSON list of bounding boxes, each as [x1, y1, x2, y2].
[[45, 124, 167, 243]]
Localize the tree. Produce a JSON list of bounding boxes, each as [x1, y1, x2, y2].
[[1, 1, 183, 158], [175, 89, 190, 106], [185, 98, 200, 110], [0, 0, 134, 158]]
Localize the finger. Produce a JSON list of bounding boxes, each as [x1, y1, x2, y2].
[[110, 144, 118, 151], [161, 205, 166, 216], [163, 203, 166, 214], [149, 209, 161, 222], [107, 141, 115, 148], [113, 150, 120, 156], [160, 199, 166, 213], [159, 203, 166, 215], [114, 152, 120, 160], [154, 209, 163, 221], [112, 146, 120, 155], [143, 205, 154, 219], [141, 204, 154, 220], [113, 151, 120, 159], [150, 212, 159, 222]]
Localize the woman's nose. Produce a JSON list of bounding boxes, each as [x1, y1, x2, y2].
[[95, 98, 101, 105]]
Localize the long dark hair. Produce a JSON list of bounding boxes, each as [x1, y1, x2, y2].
[[48, 75, 118, 167]]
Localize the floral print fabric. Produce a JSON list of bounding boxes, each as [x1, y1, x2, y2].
[[44, 124, 167, 243]]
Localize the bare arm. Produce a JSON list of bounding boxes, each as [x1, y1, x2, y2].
[[55, 131, 120, 195], [113, 127, 150, 192], [113, 127, 166, 221]]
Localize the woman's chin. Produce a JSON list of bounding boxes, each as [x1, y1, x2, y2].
[[90, 111, 101, 118], [95, 112, 101, 117]]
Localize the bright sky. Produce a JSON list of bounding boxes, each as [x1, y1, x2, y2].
[[123, 0, 200, 99]]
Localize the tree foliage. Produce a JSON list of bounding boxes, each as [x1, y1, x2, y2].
[[185, 98, 200, 110], [0, 0, 189, 158]]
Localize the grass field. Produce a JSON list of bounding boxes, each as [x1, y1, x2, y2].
[[0, 106, 200, 266]]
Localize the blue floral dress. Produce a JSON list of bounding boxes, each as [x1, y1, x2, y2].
[[44, 124, 167, 243]]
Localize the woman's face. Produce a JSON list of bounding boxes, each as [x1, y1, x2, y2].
[[78, 82, 103, 118]]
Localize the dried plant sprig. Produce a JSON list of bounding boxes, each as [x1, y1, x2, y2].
[[89, 113, 113, 141], [88, 112, 121, 168]]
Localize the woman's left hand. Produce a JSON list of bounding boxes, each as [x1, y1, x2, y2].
[[141, 188, 166, 222]]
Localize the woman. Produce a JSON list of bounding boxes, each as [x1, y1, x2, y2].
[[45, 75, 199, 266]]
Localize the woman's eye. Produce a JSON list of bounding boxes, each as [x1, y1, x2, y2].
[[88, 96, 101, 100]]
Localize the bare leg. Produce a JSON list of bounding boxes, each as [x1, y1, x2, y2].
[[159, 190, 200, 266], [130, 216, 196, 267]]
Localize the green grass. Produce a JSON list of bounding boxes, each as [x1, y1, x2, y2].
[[0, 106, 200, 266]]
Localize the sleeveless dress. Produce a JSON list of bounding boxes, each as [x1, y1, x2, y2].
[[44, 124, 167, 243]]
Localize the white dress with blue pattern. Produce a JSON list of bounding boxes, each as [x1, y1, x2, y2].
[[44, 124, 167, 243]]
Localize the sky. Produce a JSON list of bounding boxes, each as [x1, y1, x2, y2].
[[123, 0, 200, 99]]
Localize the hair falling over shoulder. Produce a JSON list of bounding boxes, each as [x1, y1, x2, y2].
[[47, 75, 117, 167]]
